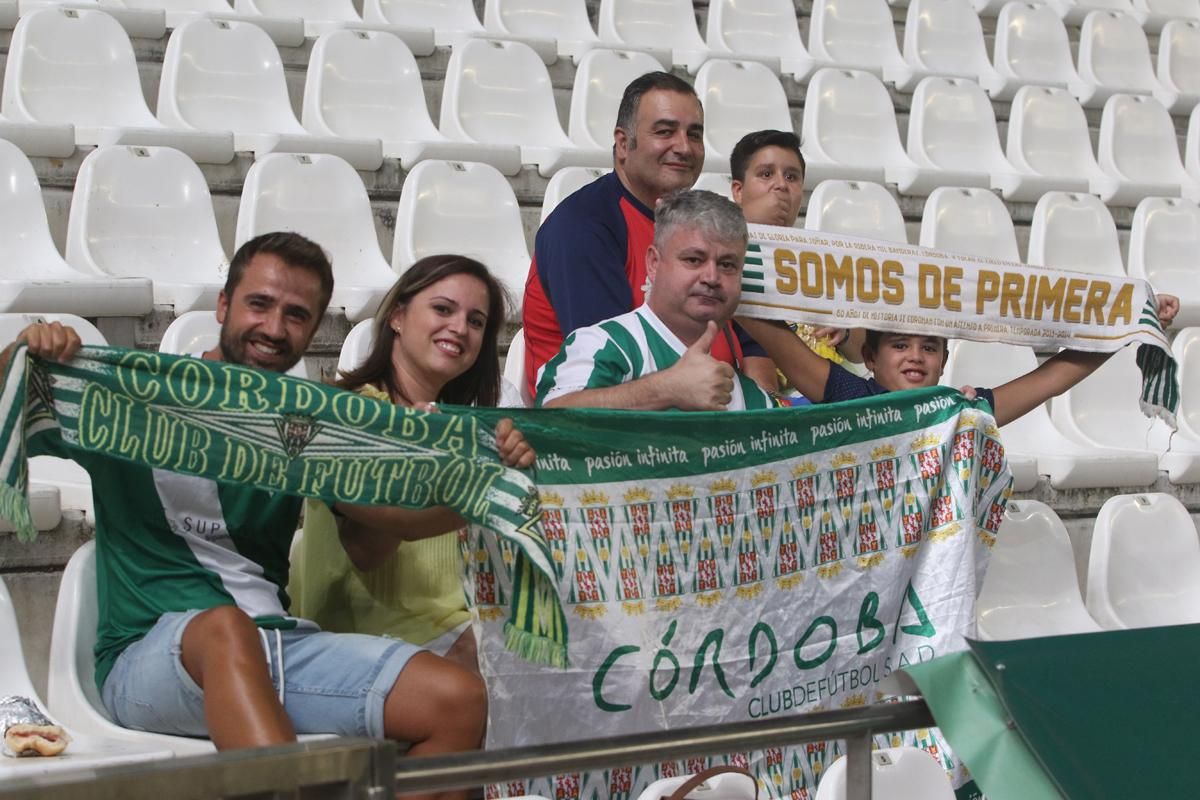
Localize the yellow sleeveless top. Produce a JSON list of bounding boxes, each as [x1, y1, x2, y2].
[[287, 384, 470, 644]]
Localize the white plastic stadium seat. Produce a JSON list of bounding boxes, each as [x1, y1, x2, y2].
[[0, 482, 60, 534], [0, 113, 75, 159], [157, 18, 383, 171], [1153, 20, 1200, 114], [567, 48, 667, 151], [0, 140, 152, 316], [976, 500, 1103, 640], [392, 160, 529, 317], [896, 77, 1014, 196], [0, 574, 173, 778], [66, 146, 226, 314], [483, 0, 602, 61], [1028, 191, 1125, 275], [1129, 197, 1200, 328], [1093, 94, 1189, 207], [1067, 11, 1160, 109], [1086, 494, 1200, 628], [338, 318, 375, 375], [159, 311, 310, 378], [541, 167, 610, 223], [802, 68, 922, 187], [804, 180, 908, 243], [814, 747, 955, 799], [638, 770, 759, 800], [362, 0, 486, 49], [692, 172, 735, 200], [302, 30, 521, 174], [1189, 105, 1200, 197], [502, 327, 532, 407], [919, 186, 1021, 261], [1132, 0, 1200, 31], [981, 2, 1078, 101], [1, 8, 234, 164], [364, 0, 548, 59], [440, 39, 610, 177], [236, 0, 436, 51], [885, 0, 1000, 91], [17, 0, 166, 37], [598, 0, 710, 73], [693, 59, 793, 174], [46, 541, 217, 754], [114, 0, 304, 45], [236, 0, 351, 35], [994, 86, 1102, 202], [1051, 346, 1200, 483], [108, 0, 306, 47], [704, 0, 815, 81], [236, 153, 394, 324], [1174, 327, 1200, 442], [803, 0, 907, 77], [1046, 0, 1135, 24], [943, 340, 1159, 488]]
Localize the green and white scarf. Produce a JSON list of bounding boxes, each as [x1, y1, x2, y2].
[[740, 224, 1180, 423], [0, 345, 567, 667]]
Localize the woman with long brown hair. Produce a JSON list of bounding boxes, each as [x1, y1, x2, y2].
[[289, 254, 533, 671]]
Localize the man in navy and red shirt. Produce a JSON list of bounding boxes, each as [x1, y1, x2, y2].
[[522, 71, 772, 397]]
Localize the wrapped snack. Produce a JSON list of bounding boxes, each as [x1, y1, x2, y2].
[[1, 696, 70, 757]]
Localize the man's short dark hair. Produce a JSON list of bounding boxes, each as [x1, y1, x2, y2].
[[730, 130, 806, 183], [224, 232, 335, 315], [614, 71, 699, 138]]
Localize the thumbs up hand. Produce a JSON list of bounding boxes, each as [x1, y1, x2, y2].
[[667, 321, 736, 411]]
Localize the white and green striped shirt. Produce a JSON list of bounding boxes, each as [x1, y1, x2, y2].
[[535, 305, 777, 410]]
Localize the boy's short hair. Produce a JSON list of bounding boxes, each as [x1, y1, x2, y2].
[[863, 330, 949, 360], [729, 130, 806, 182]]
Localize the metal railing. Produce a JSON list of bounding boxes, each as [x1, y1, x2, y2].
[[0, 700, 935, 800]]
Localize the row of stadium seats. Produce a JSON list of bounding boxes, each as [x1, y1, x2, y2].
[[3, 7, 1195, 206], [7, 128, 1198, 323], [4, 0, 1198, 80], [711, 66, 1199, 205], [0, 141, 529, 320], [978, 494, 1200, 638]]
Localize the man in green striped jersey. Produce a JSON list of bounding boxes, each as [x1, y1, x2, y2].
[[536, 190, 780, 411], [3, 234, 489, 795]]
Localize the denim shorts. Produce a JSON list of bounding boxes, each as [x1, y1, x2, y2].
[[101, 610, 422, 739]]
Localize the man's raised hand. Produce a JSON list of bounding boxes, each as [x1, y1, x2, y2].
[[670, 321, 735, 411]]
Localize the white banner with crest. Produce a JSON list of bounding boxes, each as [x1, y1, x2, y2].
[[465, 388, 1011, 800]]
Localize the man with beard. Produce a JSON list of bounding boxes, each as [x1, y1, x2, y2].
[[536, 190, 779, 411], [1, 233, 494, 800]]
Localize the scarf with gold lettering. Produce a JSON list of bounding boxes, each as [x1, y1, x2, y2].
[[740, 225, 1178, 423]]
